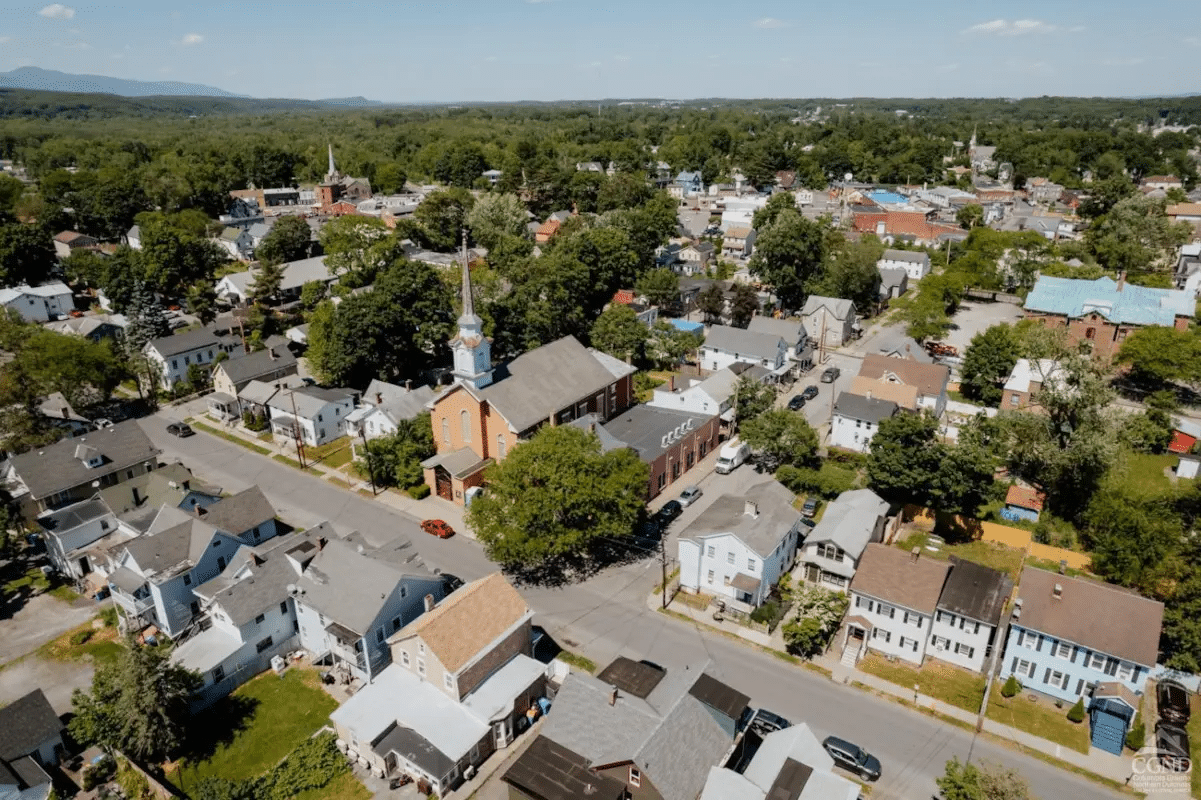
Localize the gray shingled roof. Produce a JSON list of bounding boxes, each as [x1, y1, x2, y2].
[[198, 532, 321, 627], [599, 406, 713, 462], [267, 386, 355, 419], [833, 392, 898, 424], [938, 557, 1013, 625], [123, 516, 221, 579], [361, 379, 436, 425], [146, 326, 225, 358], [8, 420, 160, 501], [805, 489, 889, 559], [746, 316, 805, 346], [682, 480, 801, 558], [703, 325, 784, 362], [800, 295, 854, 320], [475, 336, 623, 434], [36, 497, 111, 534], [214, 346, 297, 388], [98, 462, 220, 516], [881, 249, 929, 264], [0, 689, 62, 762], [198, 486, 274, 536], [295, 538, 412, 636]]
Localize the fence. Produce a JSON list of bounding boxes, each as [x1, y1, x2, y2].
[[901, 506, 1091, 571]]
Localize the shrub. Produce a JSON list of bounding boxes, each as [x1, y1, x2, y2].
[[70, 629, 94, 646], [406, 483, 431, 500], [1067, 697, 1085, 723], [1126, 713, 1145, 751], [1000, 675, 1022, 698], [776, 464, 857, 499], [116, 757, 153, 800], [81, 754, 114, 790], [99, 606, 118, 627], [262, 732, 346, 800], [749, 601, 779, 625]]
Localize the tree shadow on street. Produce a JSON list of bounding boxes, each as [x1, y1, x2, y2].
[[503, 534, 657, 588]]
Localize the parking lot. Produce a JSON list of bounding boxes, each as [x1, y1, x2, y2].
[[942, 300, 1024, 353]]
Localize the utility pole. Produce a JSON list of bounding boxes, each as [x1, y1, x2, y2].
[[359, 425, 377, 496], [660, 535, 669, 609], [289, 389, 307, 469]]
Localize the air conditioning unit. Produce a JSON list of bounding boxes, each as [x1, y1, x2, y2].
[[464, 765, 477, 780]]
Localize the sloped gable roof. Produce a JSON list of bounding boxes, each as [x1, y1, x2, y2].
[[858, 353, 949, 397], [703, 325, 784, 362]]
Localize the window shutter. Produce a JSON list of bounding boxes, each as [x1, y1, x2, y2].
[[1105, 657, 1118, 676], [1010, 657, 1018, 674], [1075, 679, 1084, 695], [1016, 629, 1025, 647], [1061, 673, 1070, 690], [1028, 661, 1037, 678], [1043, 668, 1052, 684], [1035, 635, 1044, 652], [1070, 646, 1078, 664]]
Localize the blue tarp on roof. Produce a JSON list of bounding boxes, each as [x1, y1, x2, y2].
[[1024, 276, 1193, 326], [667, 318, 704, 334]]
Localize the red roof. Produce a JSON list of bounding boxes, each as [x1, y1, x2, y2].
[[612, 289, 635, 305], [1169, 430, 1197, 455], [852, 210, 966, 242], [1005, 485, 1045, 512], [535, 219, 561, 237]]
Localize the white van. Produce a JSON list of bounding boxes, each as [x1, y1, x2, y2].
[[715, 439, 750, 474]]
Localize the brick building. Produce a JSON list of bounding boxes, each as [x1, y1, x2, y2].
[[1023, 275, 1192, 361], [422, 260, 636, 504], [582, 405, 719, 500]]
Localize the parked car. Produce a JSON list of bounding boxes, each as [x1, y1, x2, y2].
[[787, 395, 807, 411], [657, 500, 683, 523], [1158, 680, 1191, 725], [635, 518, 661, 542], [801, 497, 818, 518], [1156, 722, 1191, 772], [679, 486, 703, 507], [441, 573, 464, 593], [801, 385, 820, 401], [166, 422, 194, 438], [749, 708, 792, 735], [822, 736, 881, 781], [820, 367, 840, 383], [420, 519, 455, 539]]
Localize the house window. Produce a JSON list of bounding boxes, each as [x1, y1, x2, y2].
[[686, 450, 695, 468], [172, 359, 178, 369], [855, 596, 874, 612], [1085, 327, 1096, 340], [444, 673, 454, 690], [1088, 651, 1105, 670], [417, 659, 426, 676], [700, 441, 708, 457], [460, 410, 471, 442], [1055, 642, 1072, 659], [747, 558, 756, 572], [956, 643, 976, 659], [255, 613, 265, 624], [873, 629, 891, 643], [442, 418, 450, 444], [400, 586, 407, 598], [1045, 669, 1069, 689], [1020, 631, 1037, 650], [658, 473, 666, 489], [707, 545, 715, 558], [707, 570, 715, 584], [1010, 394, 1020, 406], [672, 461, 680, 479], [256, 636, 273, 653], [376, 628, 384, 643], [727, 552, 735, 565], [391, 617, 401, 632], [1118, 662, 1134, 681], [217, 556, 226, 571], [183, 574, 192, 586], [932, 636, 949, 650], [317, 413, 323, 422], [629, 767, 641, 788], [402, 651, 411, 667], [497, 434, 506, 459], [280, 601, 288, 614], [184, 355, 190, 365], [877, 603, 895, 619], [212, 665, 225, 683], [817, 543, 841, 560]]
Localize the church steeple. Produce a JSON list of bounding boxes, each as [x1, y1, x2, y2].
[[450, 231, 493, 389], [324, 143, 340, 184]]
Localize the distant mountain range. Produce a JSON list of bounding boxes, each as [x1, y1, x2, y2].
[[0, 66, 249, 98], [0, 66, 389, 106]]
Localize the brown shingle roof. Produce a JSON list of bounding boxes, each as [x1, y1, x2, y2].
[[858, 354, 949, 398], [1005, 485, 1045, 512], [850, 544, 950, 614], [1014, 567, 1164, 666], [849, 375, 918, 409], [395, 572, 529, 673]]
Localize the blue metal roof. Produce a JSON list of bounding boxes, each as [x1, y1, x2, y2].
[[668, 318, 704, 333], [1024, 276, 1193, 326]]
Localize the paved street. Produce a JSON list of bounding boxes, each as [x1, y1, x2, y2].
[[141, 415, 1121, 800]]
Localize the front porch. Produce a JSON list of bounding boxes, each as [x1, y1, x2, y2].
[[206, 391, 239, 422], [421, 448, 492, 505]]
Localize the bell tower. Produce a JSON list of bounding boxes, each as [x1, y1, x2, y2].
[[450, 232, 493, 389]]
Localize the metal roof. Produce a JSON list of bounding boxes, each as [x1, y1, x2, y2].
[[1024, 276, 1193, 326]]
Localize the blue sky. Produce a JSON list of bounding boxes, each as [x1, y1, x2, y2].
[[0, 1, 1197, 101]]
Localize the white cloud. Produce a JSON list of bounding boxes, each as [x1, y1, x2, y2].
[[0, 36, 10, 44], [754, 17, 788, 29], [938, 63, 960, 72], [38, 4, 74, 19], [613, 54, 630, 63], [65, 40, 89, 49], [1103, 57, 1145, 66], [181, 33, 204, 45], [1186, 36, 1201, 47], [964, 18, 1057, 36]]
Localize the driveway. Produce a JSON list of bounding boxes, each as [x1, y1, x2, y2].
[[0, 653, 94, 714], [0, 589, 102, 666]]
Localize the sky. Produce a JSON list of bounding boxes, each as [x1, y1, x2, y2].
[[0, 0, 1198, 102]]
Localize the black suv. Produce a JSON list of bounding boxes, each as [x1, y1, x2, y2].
[[820, 367, 840, 383], [801, 385, 820, 401], [1158, 680, 1191, 726], [822, 736, 881, 781], [166, 422, 194, 438], [787, 395, 807, 411]]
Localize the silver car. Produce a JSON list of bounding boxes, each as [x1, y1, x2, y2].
[[679, 486, 703, 507]]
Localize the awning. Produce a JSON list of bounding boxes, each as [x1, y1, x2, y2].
[[1093, 681, 1139, 710], [845, 615, 873, 631], [207, 392, 236, 406], [719, 408, 736, 422], [771, 362, 793, 377], [730, 572, 761, 593], [325, 621, 362, 644], [420, 448, 492, 480], [107, 566, 146, 594]]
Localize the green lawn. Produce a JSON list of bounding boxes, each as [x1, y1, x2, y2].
[[894, 532, 1026, 582], [296, 770, 371, 800], [1119, 453, 1177, 500], [858, 653, 986, 714], [191, 420, 272, 455], [170, 669, 337, 791], [986, 689, 1090, 754], [556, 650, 597, 674], [38, 618, 124, 668]]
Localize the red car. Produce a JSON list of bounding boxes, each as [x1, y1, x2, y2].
[[421, 519, 455, 539]]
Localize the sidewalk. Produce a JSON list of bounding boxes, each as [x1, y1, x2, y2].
[[656, 587, 1141, 792]]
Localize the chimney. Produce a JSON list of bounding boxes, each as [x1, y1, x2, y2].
[[269, 347, 277, 360], [375, 392, 383, 405], [668, 375, 675, 392], [318, 537, 327, 551], [1052, 583, 1063, 600], [131, 486, 141, 505], [1116, 271, 1126, 292], [405, 379, 412, 393], [609, 687, 618, 706], [423, 593, 436, 612], [910, 546, 921, 563], [744, 500, 759, 518]]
